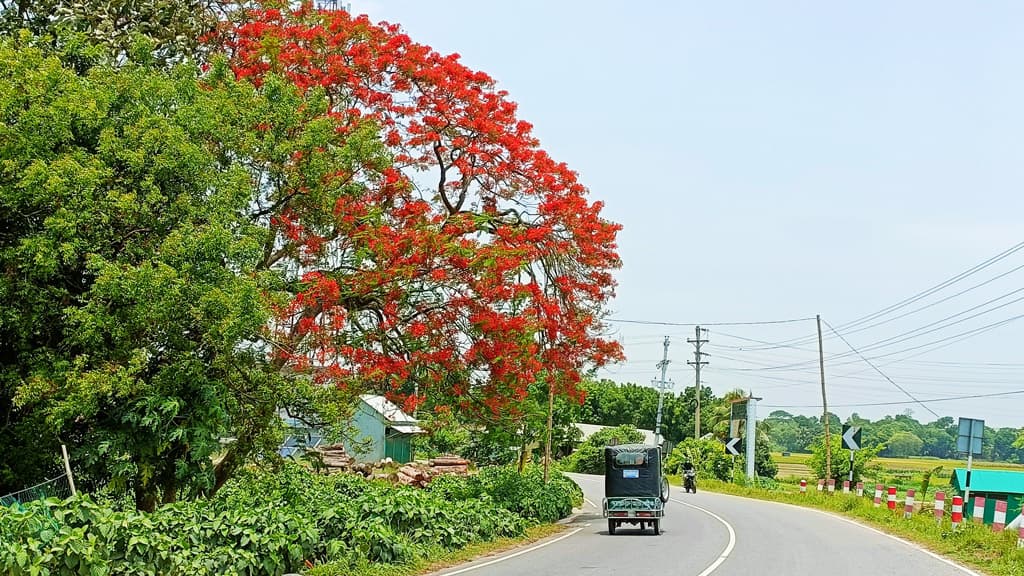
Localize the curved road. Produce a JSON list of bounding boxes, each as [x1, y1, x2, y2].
[[432, 474, 980, 576]]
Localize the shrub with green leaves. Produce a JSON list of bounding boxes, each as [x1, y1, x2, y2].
[[560, 425, 645, 474], [0, 464, 550, 576]]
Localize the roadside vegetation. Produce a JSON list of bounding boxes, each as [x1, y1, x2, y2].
[[0, 464, 582, 576], [691, 478, 1024, 576]]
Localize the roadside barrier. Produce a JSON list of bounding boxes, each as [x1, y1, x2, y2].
[[873, 484, 883, 507], [887, 486, 897, 511], [856, 482, 864, 497], [933, 491, 945, 523], [827, 479, 835, 494], [904, 489, 915, 519], [993, 500, 1007, 532], [800, 479, 807, 494], [951, 496, 963, 530], [842, 480, 850, 494], [817, 479, 824, 492], [1018, 518, 1023, 548], [973, 496, 985, 523]]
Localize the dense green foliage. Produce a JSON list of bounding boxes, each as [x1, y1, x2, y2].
[[0, 464, 580, 575], [0, 37, 363, 506], [578, 379, 718, 443], [559, 425, 645, 474], [665, 438, 733, 480], [807, 435, 883, 483]]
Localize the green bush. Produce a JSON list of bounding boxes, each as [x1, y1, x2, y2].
[[560, 425, 644, 474], [428, 465, 582, 524], [0, 463, 541, 576], [666, 438, 733, 480]]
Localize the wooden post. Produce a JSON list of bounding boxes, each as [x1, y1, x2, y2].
[[61, 444, 77, 496]]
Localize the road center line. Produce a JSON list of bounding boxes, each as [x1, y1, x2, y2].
[[435, 527, 584, 576], [671, 498, 737, 576]]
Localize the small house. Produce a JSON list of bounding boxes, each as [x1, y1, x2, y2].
[[347, 394, 424, 464], [950, 469, 1024, 525]]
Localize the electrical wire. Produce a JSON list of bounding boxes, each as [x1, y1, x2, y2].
[[822, 318, 941, 418], [606, 316, 817, 327], [760, 388, 1024, 409], [735, 240, 1024, 350]]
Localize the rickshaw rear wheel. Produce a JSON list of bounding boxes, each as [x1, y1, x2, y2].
[[652, 519, 661, 535], [608, 519, 616, 535]]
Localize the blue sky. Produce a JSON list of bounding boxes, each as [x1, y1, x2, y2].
[[356, 1, 1024, 428]]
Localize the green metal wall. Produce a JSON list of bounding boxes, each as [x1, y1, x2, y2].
[[385, 433, 413, 464]]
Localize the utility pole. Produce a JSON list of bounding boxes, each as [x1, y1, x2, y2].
[[687, 326, 709, 438], [817, 314, 831, 480], [653, 336, 673, 447], [745, 392, 760, 480]]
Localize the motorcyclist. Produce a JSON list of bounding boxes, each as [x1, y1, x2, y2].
[[682, 460, 697, 493]]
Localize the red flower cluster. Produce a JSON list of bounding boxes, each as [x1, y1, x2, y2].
[[214, 3, 623, 417]]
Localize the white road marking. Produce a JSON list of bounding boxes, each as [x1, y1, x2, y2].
[[435, 527, 584, 576], [583, 497, 597, 509], [671, 498, 737, 576], [706, 491, 983, 576]]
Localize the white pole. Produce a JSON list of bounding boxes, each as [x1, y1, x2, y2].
[[61, 444, 77, 496], [745, 395, 757, 479]]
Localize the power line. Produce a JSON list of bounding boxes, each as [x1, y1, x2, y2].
[[738, 240, 1024, 350], [606, 316, 816, 327], [761, 388, 1024, 409], [822, 318, 941, 419]]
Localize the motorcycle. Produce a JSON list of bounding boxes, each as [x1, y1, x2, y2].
[[683, 469, 697, 493]]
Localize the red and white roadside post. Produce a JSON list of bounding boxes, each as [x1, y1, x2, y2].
[[856, 482, 864, 497], [800, 479, 807, 494], [1018, 517, 1024, 548], [933, 491, 945, 524], [951, 496, 963, 531], [904, 489, 916, 519], [993, 500, 1007, 532], [873, 484, 883, 507], [887, 486, 898, 511], [843, 480, 850, 494], [827, 479, 835, 494], [817, 479, 825, 492], [973, 496, 986, 524]]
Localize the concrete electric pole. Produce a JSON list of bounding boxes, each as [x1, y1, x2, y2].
[[653, 336, 673, 447], [687, 326, 709, 438]]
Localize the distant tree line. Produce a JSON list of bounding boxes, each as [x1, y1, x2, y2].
[[765, 410, 1024, 462]]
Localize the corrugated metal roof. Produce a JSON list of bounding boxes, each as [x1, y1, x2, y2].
[[951, 468, 1024, 494], [359, 394, 418, 425]]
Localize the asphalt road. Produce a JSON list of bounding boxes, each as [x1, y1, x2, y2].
[[433, 473, 980, 576]]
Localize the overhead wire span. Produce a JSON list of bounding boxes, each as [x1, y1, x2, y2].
[[822, 318, 941, 419]]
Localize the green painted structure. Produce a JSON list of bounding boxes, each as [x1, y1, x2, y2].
[[346, 395, 423, 464], [950, 468, 1024, 525]]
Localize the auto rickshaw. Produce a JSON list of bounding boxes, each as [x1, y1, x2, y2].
[[601, 443, 669, 535]]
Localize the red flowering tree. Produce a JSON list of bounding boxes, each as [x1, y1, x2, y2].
[[215, 4, 622, 462]]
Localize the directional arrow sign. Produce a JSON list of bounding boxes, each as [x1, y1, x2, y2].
[[725, 437, 742, 456], [841, 425, 862, 451]]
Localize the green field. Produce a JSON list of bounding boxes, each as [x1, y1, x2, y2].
[[773, 452, 1024, 493]]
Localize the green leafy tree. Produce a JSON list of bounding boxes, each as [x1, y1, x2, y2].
[[561, 425, 644, 475], [0, 39, 365, 507], [886, 431, 924, 458], [808, 435, 882, 483], [665, 438, 732, 481]]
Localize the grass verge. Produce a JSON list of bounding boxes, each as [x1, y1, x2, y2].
[[691, 478, 1024, 576], [307, 523, 568, 576]]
